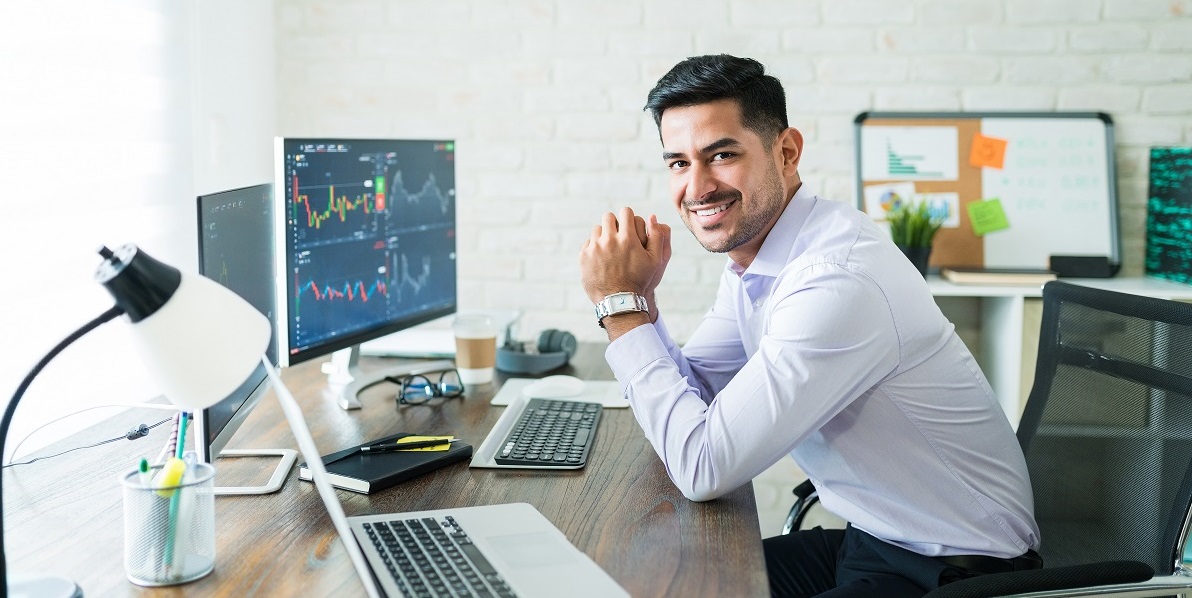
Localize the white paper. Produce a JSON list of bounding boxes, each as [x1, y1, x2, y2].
[[863, 182, 916, 220], [360, 309, 521, 358], [490, 378, 627, 409], [860, 126, 959, 181], [917, 192, 961, 228]]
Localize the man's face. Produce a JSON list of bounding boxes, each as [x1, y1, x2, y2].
[[659, 99, 789, 262]]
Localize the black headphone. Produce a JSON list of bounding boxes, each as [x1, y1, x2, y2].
[[496, 329, 577, 375]]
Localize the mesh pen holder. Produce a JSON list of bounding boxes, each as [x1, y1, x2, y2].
[[120, 461, 216, 586]]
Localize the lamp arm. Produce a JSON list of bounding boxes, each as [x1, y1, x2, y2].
[[1, 305, 124, 597], [260, 358, 382, 598]]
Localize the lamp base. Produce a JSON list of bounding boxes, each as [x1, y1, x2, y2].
[[9, 573, 83, 598]]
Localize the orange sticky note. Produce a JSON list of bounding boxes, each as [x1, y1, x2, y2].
[[969, 134, 1007, 169]]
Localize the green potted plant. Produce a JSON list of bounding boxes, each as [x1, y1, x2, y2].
[[887, 201, 943, 277]]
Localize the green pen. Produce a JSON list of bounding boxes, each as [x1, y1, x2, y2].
[[165, 412, 190, 572], [138, 458, 152, 487], [175, 412, 190, 460]]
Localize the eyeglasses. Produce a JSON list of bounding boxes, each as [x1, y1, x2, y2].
[[386, 369, 465, 405]]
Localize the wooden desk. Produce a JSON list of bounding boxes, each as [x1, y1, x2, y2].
[[5, 344, 768, 597]]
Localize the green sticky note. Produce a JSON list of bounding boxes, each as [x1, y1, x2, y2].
[[967, 198, 1010, 235]]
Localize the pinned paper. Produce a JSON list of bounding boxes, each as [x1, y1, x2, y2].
[[860, 126, 959, 180], [863, 182, 916, 219], [967, 198, 1010, 235], [395, 436, 455, 452], [917, 192, 961, 228], [969, 133, 1008, 169]]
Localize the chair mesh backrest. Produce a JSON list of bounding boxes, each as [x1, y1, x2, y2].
[[1016, 281, 1192, 575]]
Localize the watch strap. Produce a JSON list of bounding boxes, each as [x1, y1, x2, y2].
[[595, 292, 649, 329]]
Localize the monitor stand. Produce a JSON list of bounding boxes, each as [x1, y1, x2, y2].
[[322, 344, 455, 410], [213, 448, 299, 496]]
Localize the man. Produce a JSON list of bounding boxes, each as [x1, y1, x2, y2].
[[578, 54, 1040, 597]]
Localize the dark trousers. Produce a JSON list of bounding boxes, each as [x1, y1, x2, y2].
[[763, 526, 961, 598]]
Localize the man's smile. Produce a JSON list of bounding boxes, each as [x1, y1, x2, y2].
[[694, 200, 734, 217]]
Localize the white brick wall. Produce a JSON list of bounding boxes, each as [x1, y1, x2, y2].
[[277, 0, 1192, 538]]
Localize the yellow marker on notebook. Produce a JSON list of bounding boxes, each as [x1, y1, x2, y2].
[[397, 436, 455, 451], [359, 436, 456, 453]]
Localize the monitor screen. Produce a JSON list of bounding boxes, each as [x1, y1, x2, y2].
[[195, 183, 278, 463], [274, 138, 457, 367]]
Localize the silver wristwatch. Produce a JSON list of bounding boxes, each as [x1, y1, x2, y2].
[[594, 292, 649, 328]]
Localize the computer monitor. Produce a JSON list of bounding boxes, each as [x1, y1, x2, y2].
[[196, 183, 297, 495], [275, 138, 458, 409]]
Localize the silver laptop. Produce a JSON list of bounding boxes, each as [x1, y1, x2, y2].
[[346, 503, 628, 598], [263, 354, 621, 597]]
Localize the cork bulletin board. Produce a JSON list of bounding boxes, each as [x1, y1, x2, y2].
[[855, 112, 1120, 271]]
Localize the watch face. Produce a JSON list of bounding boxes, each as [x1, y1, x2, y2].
[[597, 293, 643, 322]]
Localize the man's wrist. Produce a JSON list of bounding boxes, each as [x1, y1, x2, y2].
[[600, 311, 651, 341], [644, 290, 659, 323]]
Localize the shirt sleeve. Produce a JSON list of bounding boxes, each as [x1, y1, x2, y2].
[[606, 263, 901, 502], [659, 267, 748, 402]]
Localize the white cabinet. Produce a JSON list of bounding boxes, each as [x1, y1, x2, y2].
[[929, 276, 1192, 426]]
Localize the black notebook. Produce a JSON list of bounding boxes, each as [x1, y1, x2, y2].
[[298, 433, 472, 494]]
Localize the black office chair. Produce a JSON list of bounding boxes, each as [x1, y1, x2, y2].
[[786, 281, 1192, 597]]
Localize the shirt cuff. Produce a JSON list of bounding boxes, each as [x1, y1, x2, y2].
[[604, 321, 670, 384]]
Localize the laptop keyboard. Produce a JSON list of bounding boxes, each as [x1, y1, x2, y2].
[[362, 515, 517, 598], [494, 398, 602, 467]]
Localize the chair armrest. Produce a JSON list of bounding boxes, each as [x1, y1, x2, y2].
[[792, 478, 816, 500], [782, 479, 819, 535]]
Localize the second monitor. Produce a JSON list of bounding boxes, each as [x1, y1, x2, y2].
[[197, 183, 297, 495], [275, 138, 458, 409]]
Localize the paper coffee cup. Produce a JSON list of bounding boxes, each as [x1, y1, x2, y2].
[[453, 314, 497, 385]]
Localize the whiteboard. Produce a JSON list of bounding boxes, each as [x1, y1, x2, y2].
[[855, 112, 1120, 271]]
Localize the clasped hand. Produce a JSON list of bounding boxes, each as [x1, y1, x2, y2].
[[579, 207, 671, 316]]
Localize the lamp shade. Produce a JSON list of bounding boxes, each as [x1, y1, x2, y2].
[[95, 244, 270, 410]]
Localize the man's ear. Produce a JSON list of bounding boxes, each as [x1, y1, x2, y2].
[[777, 127, 803, 178]]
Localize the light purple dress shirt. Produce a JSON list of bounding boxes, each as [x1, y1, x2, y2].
[[605, 185, 1040, 558]]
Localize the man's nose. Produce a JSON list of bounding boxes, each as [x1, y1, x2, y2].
[[686, 163, 717, 204]]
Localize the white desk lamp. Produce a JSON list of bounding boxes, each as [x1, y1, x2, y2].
[[3, 245, 380, 598]]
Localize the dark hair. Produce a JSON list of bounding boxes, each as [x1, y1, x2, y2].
[[644, 54, 788, 142]]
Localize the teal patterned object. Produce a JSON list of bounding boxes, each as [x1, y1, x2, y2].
[[1146, 147, 1192, 284]]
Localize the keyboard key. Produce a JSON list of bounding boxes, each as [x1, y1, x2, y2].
[[572, 428, 590, 446], [460, 542, 498, 576]]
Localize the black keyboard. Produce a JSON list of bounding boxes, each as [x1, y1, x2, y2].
[[362, 516, 517, 598], [494, 398, 602, 467]]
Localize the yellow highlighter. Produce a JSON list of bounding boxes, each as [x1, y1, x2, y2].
[[155, 457, 187, 498], [359, 436, 457, 454], [393, 436, 456, 451]]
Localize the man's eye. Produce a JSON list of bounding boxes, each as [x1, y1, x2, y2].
[[667, 160, 688, 170], [711, 152, 735, 162]]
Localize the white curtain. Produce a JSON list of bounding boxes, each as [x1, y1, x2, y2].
[[0, 1, 195, 461]]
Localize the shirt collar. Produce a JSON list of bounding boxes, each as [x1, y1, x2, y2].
[[729, 183, 818, 280]]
